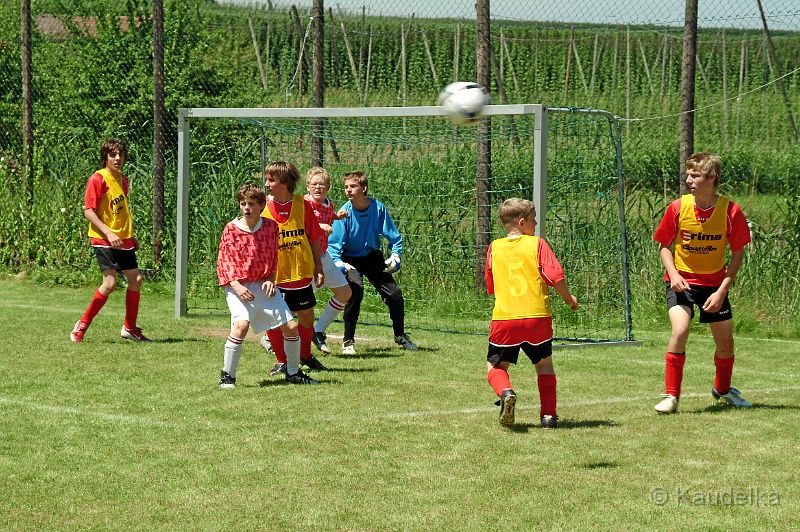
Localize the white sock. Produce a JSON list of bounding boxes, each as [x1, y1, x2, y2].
[[315, 297, 345, 333], [284, 335, 300, 375], [223, 335, 244, 377]]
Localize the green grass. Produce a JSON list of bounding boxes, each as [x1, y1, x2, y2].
[[1, 278, 798, 529]]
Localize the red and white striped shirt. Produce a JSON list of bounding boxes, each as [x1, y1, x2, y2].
[[217, 217, 279, 286], [304, 194, 337, 254]]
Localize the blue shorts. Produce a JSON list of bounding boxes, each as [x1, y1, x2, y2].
[[665, 282, 732, 323]]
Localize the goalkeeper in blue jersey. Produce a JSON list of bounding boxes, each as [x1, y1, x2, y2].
[[328, 171, 417, 354]]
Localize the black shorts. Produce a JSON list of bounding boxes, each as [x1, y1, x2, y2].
[[487, 340, 553, 367], [94, 247, 139, 272], [278, 284, 316, 312], [665, 282, 732, 323]]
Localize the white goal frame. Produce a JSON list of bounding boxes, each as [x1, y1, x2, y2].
[[174, 104, 636, 345]]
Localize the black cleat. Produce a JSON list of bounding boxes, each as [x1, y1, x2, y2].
[[219, 370, 236, 389], [302, 355, 329, 371], [285, 370, 320, 385], [312, 331, 331, 354], [495, 388, 516, 426], [540, 415, 558, 429], [269, 362, 287, 376]]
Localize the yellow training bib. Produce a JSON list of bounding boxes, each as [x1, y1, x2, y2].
[[490, 235, 551, 320], [87, 168, 133, 240], [674, 194, 729, 274], [263, 194, 314, 284]]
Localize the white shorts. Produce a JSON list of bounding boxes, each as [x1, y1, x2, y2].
[[315, 252, 348, 291], [226, 281, 293, 334]]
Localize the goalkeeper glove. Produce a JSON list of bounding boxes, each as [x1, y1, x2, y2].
[[383, 253, 401, 273], [335, 260, 355, 273]]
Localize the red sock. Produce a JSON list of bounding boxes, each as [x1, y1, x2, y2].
[[80, 289, 109, 325], [124, 290, 140, 331], [538, 373, 557, 417], [299, 324, 314, 360], [267, 328, 287, 364], [714, 355, 735, 395], [487, 367, 513, 396], [665, 351, 686, 398]]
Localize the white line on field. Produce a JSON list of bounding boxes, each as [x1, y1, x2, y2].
[[3, 385, 799, 429]]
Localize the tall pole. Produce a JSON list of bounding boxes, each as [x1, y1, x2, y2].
[[475, 0, 492, 293], [152, 0, 165, 266], [21, 0, 33, 203], [312, 0, 324, 166], [679, 0, 698, 194]]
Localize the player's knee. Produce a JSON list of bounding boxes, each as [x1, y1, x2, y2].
[[334, 285, 352, 303], [281, 320, 298, 337], [382, 285, 403, 303], [231, 321, 249, 338], [102, 277, 117, 293]]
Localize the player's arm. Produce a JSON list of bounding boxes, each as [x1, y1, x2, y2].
[[659, 244, 690, 292], [261, 270, 277, 297], [484, 244, 495, 295], [552, 280, 578, 310], [702, 249, 744, 313], [304, 204, 325, 287], [538, 239, 577, 310]]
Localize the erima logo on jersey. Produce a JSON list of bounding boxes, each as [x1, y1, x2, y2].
[[681, 231, 722, 242], [280, 228, 305, 238], [110, 194, 125, 207]]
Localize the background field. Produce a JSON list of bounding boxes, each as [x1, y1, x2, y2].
[[1, 279, 798, 529]]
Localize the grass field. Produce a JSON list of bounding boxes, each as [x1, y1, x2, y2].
[[2, 278, 798, 529]]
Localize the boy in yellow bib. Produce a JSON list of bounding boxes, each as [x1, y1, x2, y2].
[[653, 152, 752, 413], [485, 198, 578, 428], [70, 138, 150, 343]]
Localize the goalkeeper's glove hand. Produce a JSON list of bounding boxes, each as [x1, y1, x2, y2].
[[335, 260, 355, 273], [383, 253, 401, 273]]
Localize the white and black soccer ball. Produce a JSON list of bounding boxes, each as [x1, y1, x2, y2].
[[438, 82, 490, 126]]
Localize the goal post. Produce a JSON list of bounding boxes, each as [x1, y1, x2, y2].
[[175, 104, 638, 346]]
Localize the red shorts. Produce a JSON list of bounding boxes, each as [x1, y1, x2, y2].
[[488, 317, 553, 347]]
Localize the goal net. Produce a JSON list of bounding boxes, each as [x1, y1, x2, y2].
[[176, 105, 636, 346]]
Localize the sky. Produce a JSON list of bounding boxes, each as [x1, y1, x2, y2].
[[222, 0, 799, 31]]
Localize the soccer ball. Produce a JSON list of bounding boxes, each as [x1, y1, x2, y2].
[[438, 82, 490, 126]]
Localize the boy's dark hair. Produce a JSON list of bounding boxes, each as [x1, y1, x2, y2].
[[264, 161, 301, 193], [343, 171, 368, 189], [237, 183, 266, 206], [99, 138, 128, 167], [499, 198, 535, 230], [685, 152, 721, 186]]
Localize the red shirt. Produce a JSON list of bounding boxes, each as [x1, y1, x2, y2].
[[485, 237, 566, 345], [266, 197, 323, 289], [217, 218, 279, 286], [653, 198, 751, 286], [84, 171, 136, 249], [304, 194, 337, 254]]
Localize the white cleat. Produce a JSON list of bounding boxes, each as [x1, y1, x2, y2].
[[655, 394, 679, 414]]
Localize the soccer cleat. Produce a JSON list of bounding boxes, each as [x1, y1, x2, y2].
[[541, 415, 558, 429], [312, 331, 331, 354], [341, 339, 357, 355], [269, 362, 287, 376], [285, 370, 320, 385], [654, 394, 679, 414], [120, 326, 152, 342], [70, 320, 88, 343], [260, 335, 274, 354], [495, 389, 516, 426], [394, 333, 418, 351], [302, 355, 328, 371], [712, 387, 753, 408], [219, 370, 236, 389]]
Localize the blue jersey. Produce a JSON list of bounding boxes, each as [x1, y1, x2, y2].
[[328, 198, 403, 260]]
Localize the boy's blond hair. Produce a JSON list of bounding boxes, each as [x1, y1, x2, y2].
[[343, 171, 368, 189], [499, 198, 535, 231], [236, 183, 266, 206], [264, 161, 301, 192], [306, 166, 331, 185], [685, 152, 721, 186]]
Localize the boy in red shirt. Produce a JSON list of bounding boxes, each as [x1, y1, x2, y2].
[[652, 152, 753, 413], [485, 198, 578, 428], [260, 162, 327, 381], [70, 138, 150, 343], [217, 184, 314, 387]]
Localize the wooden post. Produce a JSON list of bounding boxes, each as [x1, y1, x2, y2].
[[290, 5, 308, 95], [312, 0, 324, 167], [589, 32, 601, 97], [736, 39, 746, 142], [638, 39, 654, 96], [153, 0, 165, 266], [421, 30, 440, 89], [490, 44, 520, 145], [756, 0, 798, 142], [400, 23, 407, 107], [21, 0, 34, 204], [722, 28, 729, 148], [340, 21, 364, 100], [475, 0, 491, 293], [564, 27, 574, 103], [363, 24, 373, 104], [611, 31, 619, 92], [572, 32, 589, 97], [626, 25, 631, 136], [502, 30, 519, 94], [358, 5, 365, 73], [248, 17, 269, 92], [659, 32, 668, 100], [680, 0, 698, 195], [265, 22, 271, 88], [532, 29, 539, 100], [453, 23, 460, 81]]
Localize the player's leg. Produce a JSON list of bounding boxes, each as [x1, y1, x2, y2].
[[527, 342, 557, 428], [362, 252, 416, 350], [708, 316, 751, 407], [220, 319, 249, 389], [280, 318, 319, 384], [119, 259, 149, 341], [487, 335, 518, 426], [656, 283, 694, 413], [313, 253, 351, 354], [71, 249, 119, 342], [341, 261, 364, 354]]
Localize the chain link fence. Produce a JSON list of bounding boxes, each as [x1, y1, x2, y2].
[[1, 0, 798, 323]]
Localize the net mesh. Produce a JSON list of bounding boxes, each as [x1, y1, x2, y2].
[[184, 109, 632, 343]]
